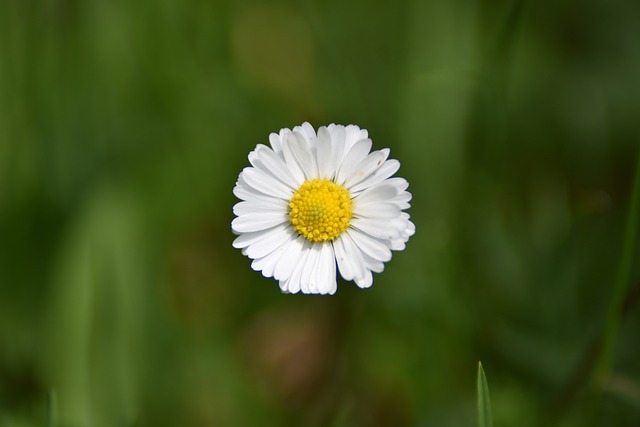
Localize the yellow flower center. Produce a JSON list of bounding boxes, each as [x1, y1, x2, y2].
[[289, 178, 353, 242]]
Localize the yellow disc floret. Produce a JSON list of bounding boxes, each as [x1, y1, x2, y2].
[[289, 178, 353, 242]]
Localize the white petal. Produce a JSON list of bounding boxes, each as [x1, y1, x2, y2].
[[247, 148, 259, 165], [346, 228, 392, 262], [294, 122, 317, 144], [354, 182, 399, 205], [385, 177, 410, 192], [333, 236, 355, 281], [281, 240, 311, 294], [288, 131, 318, 180], [231, 212, 288, 233], [344, 125, 368, 152], [354, 201, 402, 219], [384, 214, 415, 251], [336, 139, 372, 185], [389, 239, 406, 251], [349, 159, 401, 194], [396, 191, 413, 205], [279, 279, 290, 293], [247, 143, 270, 161], [339, 232, 368, 284], [232, 199, 287, 216], [232, 222, 290, 249], [301, 244, 322, 294], [388, 191, 412, 210], [327, 256, 338, 295], [405, 219, 416, 236], [316, 126, 334, 179], [245, 227, 296, 259], [269, 132, 283, 153], [281, 133, 308, 184], [390, 213, 411, 232], [256, 145, 300, 188], [260, 245, 284, 278], [274, 235, 305, 281], [234, 182, 273, 203], [241, 167, 293, 200], [350, 217, 402, 240], [251, 247, 282, 278], [354, 269, 373, 289], [343, 148, 390, 190], [362, 252, 385, 273], [314, 243, 337, 295], [344, 232, 375, 288], [234, 175, 283, 203], [328, 125, 346, 175]]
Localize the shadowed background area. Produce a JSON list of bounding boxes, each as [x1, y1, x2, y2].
[[1, 0, 639, 426]]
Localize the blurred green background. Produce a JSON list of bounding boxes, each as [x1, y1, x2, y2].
[[1, 0, 640, 426]]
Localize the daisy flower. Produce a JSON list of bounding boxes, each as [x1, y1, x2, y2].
[[231, 122, 415, 295]]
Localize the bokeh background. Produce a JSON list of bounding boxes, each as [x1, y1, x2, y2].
[[1, 0, 640, 426]]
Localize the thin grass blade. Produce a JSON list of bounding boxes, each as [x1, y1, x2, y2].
[[477, 362, 493, 427]]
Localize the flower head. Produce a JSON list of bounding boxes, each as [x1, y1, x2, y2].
[[232, 122, 415, 295]]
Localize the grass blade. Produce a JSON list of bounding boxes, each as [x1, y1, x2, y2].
[[47, 389, 58, 427], [477, 362, 493, 427], [594, 150, 640, 389]]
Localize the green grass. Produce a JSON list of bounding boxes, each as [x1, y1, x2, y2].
[[477, 362, 493, 427]]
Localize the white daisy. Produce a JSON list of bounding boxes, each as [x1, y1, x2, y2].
[[231, 122, 415, 295]]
